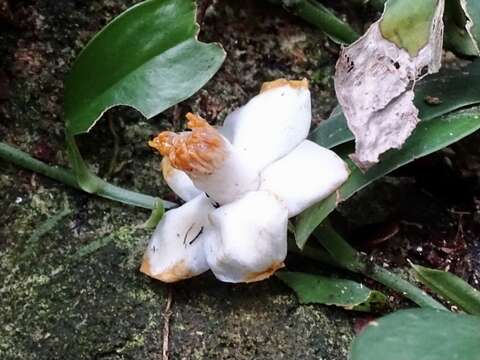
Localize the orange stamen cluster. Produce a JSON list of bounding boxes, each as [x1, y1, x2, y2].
[[149, 113, 226, 176]]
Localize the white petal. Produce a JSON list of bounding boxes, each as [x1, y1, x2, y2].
[[190, 137, 260, 205], [162, 158, 201, 201], [150, 113, 259, 206], [260, 140, 350, 217], [204, 191, 288, 283], [140, 194, 214, 282], [222, 79, 311, 173]]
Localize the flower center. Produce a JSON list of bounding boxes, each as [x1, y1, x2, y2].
[[149, 113, 226, 176]]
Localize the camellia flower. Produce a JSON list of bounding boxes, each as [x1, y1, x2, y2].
[[140, 79, 350, 283]]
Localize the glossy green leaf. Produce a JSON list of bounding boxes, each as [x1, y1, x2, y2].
[[277, 271, 386, 312], [309, 60, 480, 149], [270, 0, 359, 45], [296, 108, 480, 248], [411, 263, 480, 315], [380, 0, 440, 56], [62, 0, 222, 212], [65, 0, 225, 135], [350, 308, 480, 360]]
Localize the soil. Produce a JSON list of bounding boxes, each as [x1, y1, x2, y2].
[[1, 0, 479, 359]]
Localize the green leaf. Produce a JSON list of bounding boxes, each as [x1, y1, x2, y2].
[[277, 271, 386, 312], [270, 0, 359, 45], [296, 108, 480, 248], [309, 60, 480, 149], [350, 308, 480, 360], [380, 0, 440, 56], [463, 1, 480, 48], [62, 0, 222, 211], [65, 0, 225, 135], [411, 263, 480, 315], [445, 0, 480, 56]]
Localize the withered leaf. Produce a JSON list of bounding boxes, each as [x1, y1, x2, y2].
[[334, 0, 445, 170]]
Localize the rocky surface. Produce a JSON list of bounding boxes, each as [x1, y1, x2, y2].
[[0, 1, 356, 358], [2, 1, 480, 359]]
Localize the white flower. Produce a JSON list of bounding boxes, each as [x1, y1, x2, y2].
[[140, 79, 350, 283]]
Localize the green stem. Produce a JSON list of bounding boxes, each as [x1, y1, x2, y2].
[[0, 141, 176, 210], [0, 142, 79, 189], [65, 134, 175, 210], [313, 221, 447, 310], [272, 0, 360, 44]]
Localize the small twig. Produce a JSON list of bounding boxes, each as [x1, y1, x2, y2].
[[162, 287, 173, 360]]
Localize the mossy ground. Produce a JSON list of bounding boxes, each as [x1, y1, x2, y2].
[[0, 1, 357, 358], [2, 0, 480, 358]]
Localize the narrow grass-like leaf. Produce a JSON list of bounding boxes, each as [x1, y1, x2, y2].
[[277, 271, 386, 312], [350, 309, 480, 360], [411, 263, 480, 315], [309, 60, 480, 149], [312, 222, 446, 310], [296, 109, 480, 248]]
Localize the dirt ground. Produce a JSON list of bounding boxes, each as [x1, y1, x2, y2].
[[1, 0, 480, 359]]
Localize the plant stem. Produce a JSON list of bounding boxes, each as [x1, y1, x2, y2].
[[366, 265, 446, 309], [0, 142, 79, 188], [313, 222, 447, 310], [0, 141, 176, 210], [272, 0, 359, 44], [65, 134, 176, 210]]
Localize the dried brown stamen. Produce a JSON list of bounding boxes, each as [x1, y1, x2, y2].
[[149, 113, 226, 176]]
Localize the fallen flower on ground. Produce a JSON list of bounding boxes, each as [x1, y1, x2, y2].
[[141, 79, 350, 283]]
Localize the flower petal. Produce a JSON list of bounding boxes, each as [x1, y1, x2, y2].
[[191, 141, 259, 205], [162, 158, 201, 201], [150, 113, 259, 205], [260, 140, 350, 217], [140, 194, 214, 282], [222, 79, 311, 173], [204, 190, 288, 283]]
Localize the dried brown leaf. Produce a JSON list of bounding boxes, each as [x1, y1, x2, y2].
[[334, 1, 445, 170]]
